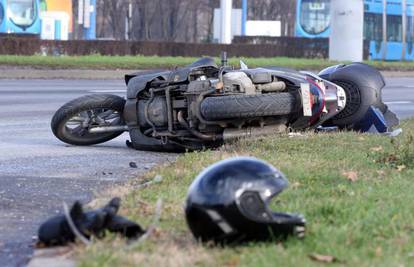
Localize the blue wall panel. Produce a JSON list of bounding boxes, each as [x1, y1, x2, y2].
[[0, 0, 41, 35], [296, 0, 414, 60]]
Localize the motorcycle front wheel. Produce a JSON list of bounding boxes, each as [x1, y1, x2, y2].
[[51, 94, 126, 146]]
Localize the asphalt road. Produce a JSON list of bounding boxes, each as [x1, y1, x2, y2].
[[0, 77, 413, 267], [0, 79, 176, 267], [383, 77, 414, 119]]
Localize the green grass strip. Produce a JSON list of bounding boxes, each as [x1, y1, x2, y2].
[[78, 120, 414, 267], [2, 55, 414, 71]]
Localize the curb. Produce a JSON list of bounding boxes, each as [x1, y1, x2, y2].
[[0, 69, 132, 80], [0, 68, 412, 80], [27, 247, 76, 267]]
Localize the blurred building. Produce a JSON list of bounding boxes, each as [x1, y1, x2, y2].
[[40, 0, 72, 40], [296, 0, 414, 61], [40, 0, 73, 32]]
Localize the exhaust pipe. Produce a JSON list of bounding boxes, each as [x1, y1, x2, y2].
[[88, 125, 129, 133], [223, 125, 287, 141], [256, 81, 286, 92]]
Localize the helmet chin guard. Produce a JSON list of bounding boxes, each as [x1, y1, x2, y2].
[[185, 157, 306, 244], [237, 190, 306, 238]]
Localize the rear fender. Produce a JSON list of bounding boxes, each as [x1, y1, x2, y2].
[[319, 63, 387, 126], [319, 63, 386, 109]]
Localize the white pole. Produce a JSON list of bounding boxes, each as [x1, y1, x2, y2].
[[382, 0, 387, 60], [220, 0, 233, 44], [329, 0, 364, 61], [125, 1, 132, 40], [402, 0, 407, 60], [78, 0, 84, 25]]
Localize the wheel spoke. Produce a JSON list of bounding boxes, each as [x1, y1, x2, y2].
[[98, 110, 114, 118], [66, 122, 82, 127], [77, 111, 86, 117], [95, 110, 120, 125], [105, 113, 120, 120], [70, 125, 87, 136], [67, 116, 85, 123], [111, 117, 121, 125]]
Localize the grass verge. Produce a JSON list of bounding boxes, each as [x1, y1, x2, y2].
[[2, 55, 414, 71], [78, 119, 414, 267]]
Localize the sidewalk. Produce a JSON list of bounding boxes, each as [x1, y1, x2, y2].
[[0, 67, 131, 80]]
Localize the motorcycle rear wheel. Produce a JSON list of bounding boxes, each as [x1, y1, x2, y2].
[[200, 92, 299, 121], [319, 63, 384, 128], [51, 94, 126, 146]]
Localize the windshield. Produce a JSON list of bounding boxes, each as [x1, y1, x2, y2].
[[8, 0, 36, 27], [300, 0, 330, 35]]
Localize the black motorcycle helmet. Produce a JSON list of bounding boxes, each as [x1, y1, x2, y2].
[[185, 157, 306, 244]]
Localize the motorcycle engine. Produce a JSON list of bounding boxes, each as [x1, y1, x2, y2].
[[223, 72, 287, 95], [223, 72, 256, 95]]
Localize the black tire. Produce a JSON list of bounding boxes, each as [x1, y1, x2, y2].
[[319, 63, 385, 128], [51, 94, 126, 146], [330, 80, 366, 124], [200, 92, 299, 121]]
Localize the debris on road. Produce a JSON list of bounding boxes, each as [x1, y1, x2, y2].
[[129, 162, 138, 168], [342, 171, 359, 182], [153, 175, 163, 183], [37, 198, 145, 247], [309, 253, 340, 263]]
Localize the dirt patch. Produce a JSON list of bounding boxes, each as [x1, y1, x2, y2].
[[125, 240, 215, 267]]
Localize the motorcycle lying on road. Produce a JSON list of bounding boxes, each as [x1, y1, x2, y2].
[[51, 56, 398, 151]]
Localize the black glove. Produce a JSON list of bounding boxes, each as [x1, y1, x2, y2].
[[37, 198, 145, 246]]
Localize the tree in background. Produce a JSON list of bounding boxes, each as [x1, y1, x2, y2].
[[248, 0, 296, 36], [89, 0, 296, 41]]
